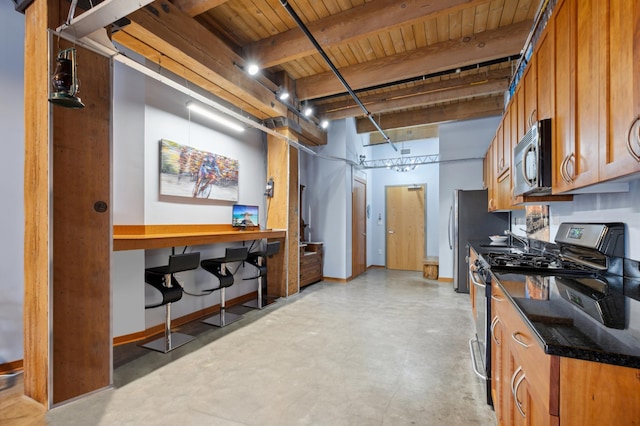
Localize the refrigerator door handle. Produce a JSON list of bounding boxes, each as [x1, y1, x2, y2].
[[448, 205, 453, 250]]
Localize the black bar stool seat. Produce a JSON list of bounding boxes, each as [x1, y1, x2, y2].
[[141, 252, 200, 353], [200, 247, 248, 327], [243, 241, 280, 309]]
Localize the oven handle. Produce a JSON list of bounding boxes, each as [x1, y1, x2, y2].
[[521, 143, 536, 187], [469, 269, 486, 289], [468, 338, 488, 380]]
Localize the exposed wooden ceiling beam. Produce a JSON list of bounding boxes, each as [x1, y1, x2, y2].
[[114, 0, 286, 120], [170, 0, 229, 17], [355, 96, 504, 133], [296, 20, 531, 100], [244, 0, 487, 68], [319, 69, 511, 120]]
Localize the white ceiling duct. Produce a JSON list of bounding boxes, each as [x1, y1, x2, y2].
[[57, 0, 154, 39]]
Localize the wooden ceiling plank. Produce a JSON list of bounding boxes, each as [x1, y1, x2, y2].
[[115, 1, 287, 118], [172, 0, 229, 17], [355, 96, 504, 132], [244, 0, 490, 68], [296, 20, 531, 99], [324, 79, 508, 120], [474, 2, 490, 33]]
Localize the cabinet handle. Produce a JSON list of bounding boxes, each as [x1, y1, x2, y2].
[[528, 109, 537, 128], [513, 371, 527, 418], [491, 294, 504, 302], [510, 366, 522, 395], [566, 152, 576, 182], [627, 116, 640, 162], [511, 331, 530, 348], [561, 154, 574, 183], [490, 316, 501, 345], [559, 155, 569, 183]]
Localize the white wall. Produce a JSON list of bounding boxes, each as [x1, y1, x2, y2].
[[438, 116, 502, 279], [548, 179, 640, 259], [369, 138, 440, 266], [0, 2, 25, 364], [112, 70, 268, 336]]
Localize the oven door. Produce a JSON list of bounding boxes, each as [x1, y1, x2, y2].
[[468, 267, 492, 405], [469, 268, 488, 376]]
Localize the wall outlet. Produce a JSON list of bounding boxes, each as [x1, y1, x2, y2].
[[378, 249, 382, 255]]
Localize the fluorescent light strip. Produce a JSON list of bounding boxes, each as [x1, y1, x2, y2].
[[186, 101, 244, 132]]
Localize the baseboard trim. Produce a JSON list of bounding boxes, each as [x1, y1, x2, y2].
[[322, 276, 348, 283], [367, 265, 385, 269], [118, 291, 258, 345], [438, 277, 453, 283], [0, 359, 23, 375]]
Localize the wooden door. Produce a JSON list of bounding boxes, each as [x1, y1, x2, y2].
[[52, 41, 111, 404], [385, 185, 425, 271], [352, 178, 366, 278]]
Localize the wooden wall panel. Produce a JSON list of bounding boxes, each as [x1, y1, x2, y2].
[[288, 147, 299, 296], [51, 42, 111, 404], [266, 133, 289, 297]]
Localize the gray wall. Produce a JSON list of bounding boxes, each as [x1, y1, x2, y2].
[[438, 116, 502, 280], [0, 2, 25, 365]]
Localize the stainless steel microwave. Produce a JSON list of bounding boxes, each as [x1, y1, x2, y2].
[[513, 118, 552, 196]]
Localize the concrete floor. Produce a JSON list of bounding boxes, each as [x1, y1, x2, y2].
[[46, 269, 496, 425]]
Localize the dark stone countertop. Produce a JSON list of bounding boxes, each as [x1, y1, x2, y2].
[[488, 266, 640, 369]]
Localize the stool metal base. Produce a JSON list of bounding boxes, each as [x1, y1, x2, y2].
[[242, 296, 277, 310], [140, 332, 195, 353], [202, 311, 242, 327]]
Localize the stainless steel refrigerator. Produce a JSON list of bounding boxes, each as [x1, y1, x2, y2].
[[448, 189, 510, 293]]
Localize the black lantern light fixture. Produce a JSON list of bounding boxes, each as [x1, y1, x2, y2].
[[49, 47, 85, 109]]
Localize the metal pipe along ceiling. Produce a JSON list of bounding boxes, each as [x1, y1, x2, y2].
[[279, 0, 398, 151]]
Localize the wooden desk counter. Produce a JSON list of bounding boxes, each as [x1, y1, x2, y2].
[[113, 224, 286, 251]]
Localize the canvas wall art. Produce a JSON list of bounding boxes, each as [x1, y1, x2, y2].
[[159, 139, 239, 201]]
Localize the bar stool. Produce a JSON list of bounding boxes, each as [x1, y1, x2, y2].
[[200, 247, 248, 327], [243, 241, 281, 309], [142, 252, 201, 353]]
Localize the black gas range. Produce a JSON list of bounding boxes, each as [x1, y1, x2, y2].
[[469, 222, 640, 407]]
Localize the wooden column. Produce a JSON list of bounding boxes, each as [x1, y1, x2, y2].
[[23, 0, 52, 407], [24, 0, 112, 407], [266, 130, 299, 297]]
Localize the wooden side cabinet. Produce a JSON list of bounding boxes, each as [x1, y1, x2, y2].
[[300, 242, 323, 287]]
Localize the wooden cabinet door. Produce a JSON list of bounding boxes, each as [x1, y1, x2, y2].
[[523, 54, 538, 131], [499, 109, 510, 176], [600, 0, 640, 180], [554, 0, 600, 192], [487, 139, 497, 211], [552, 0, 576, 193], [536, 27, 554, 121]]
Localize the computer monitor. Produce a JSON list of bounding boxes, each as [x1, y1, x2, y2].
[[232, 204, 259, 228]]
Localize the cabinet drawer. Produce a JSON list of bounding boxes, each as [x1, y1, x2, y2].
[[499, 290, 558, 415]]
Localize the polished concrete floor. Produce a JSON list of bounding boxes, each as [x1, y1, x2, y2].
[[46, 269, 496, 425]]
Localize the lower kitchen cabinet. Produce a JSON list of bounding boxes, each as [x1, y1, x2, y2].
[[492, 281, 559, 426], [491, 279, 640, 425]]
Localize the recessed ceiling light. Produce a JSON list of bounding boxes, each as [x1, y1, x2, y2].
[[247, 63, 259, 76]]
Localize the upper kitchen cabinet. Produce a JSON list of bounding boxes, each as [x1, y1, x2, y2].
[[496, 113, 510, 178], [552, 0, 600, 192], [522, 51, 538, 133], [535, 27, 554, 122], [600, 0, 640, 180]]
